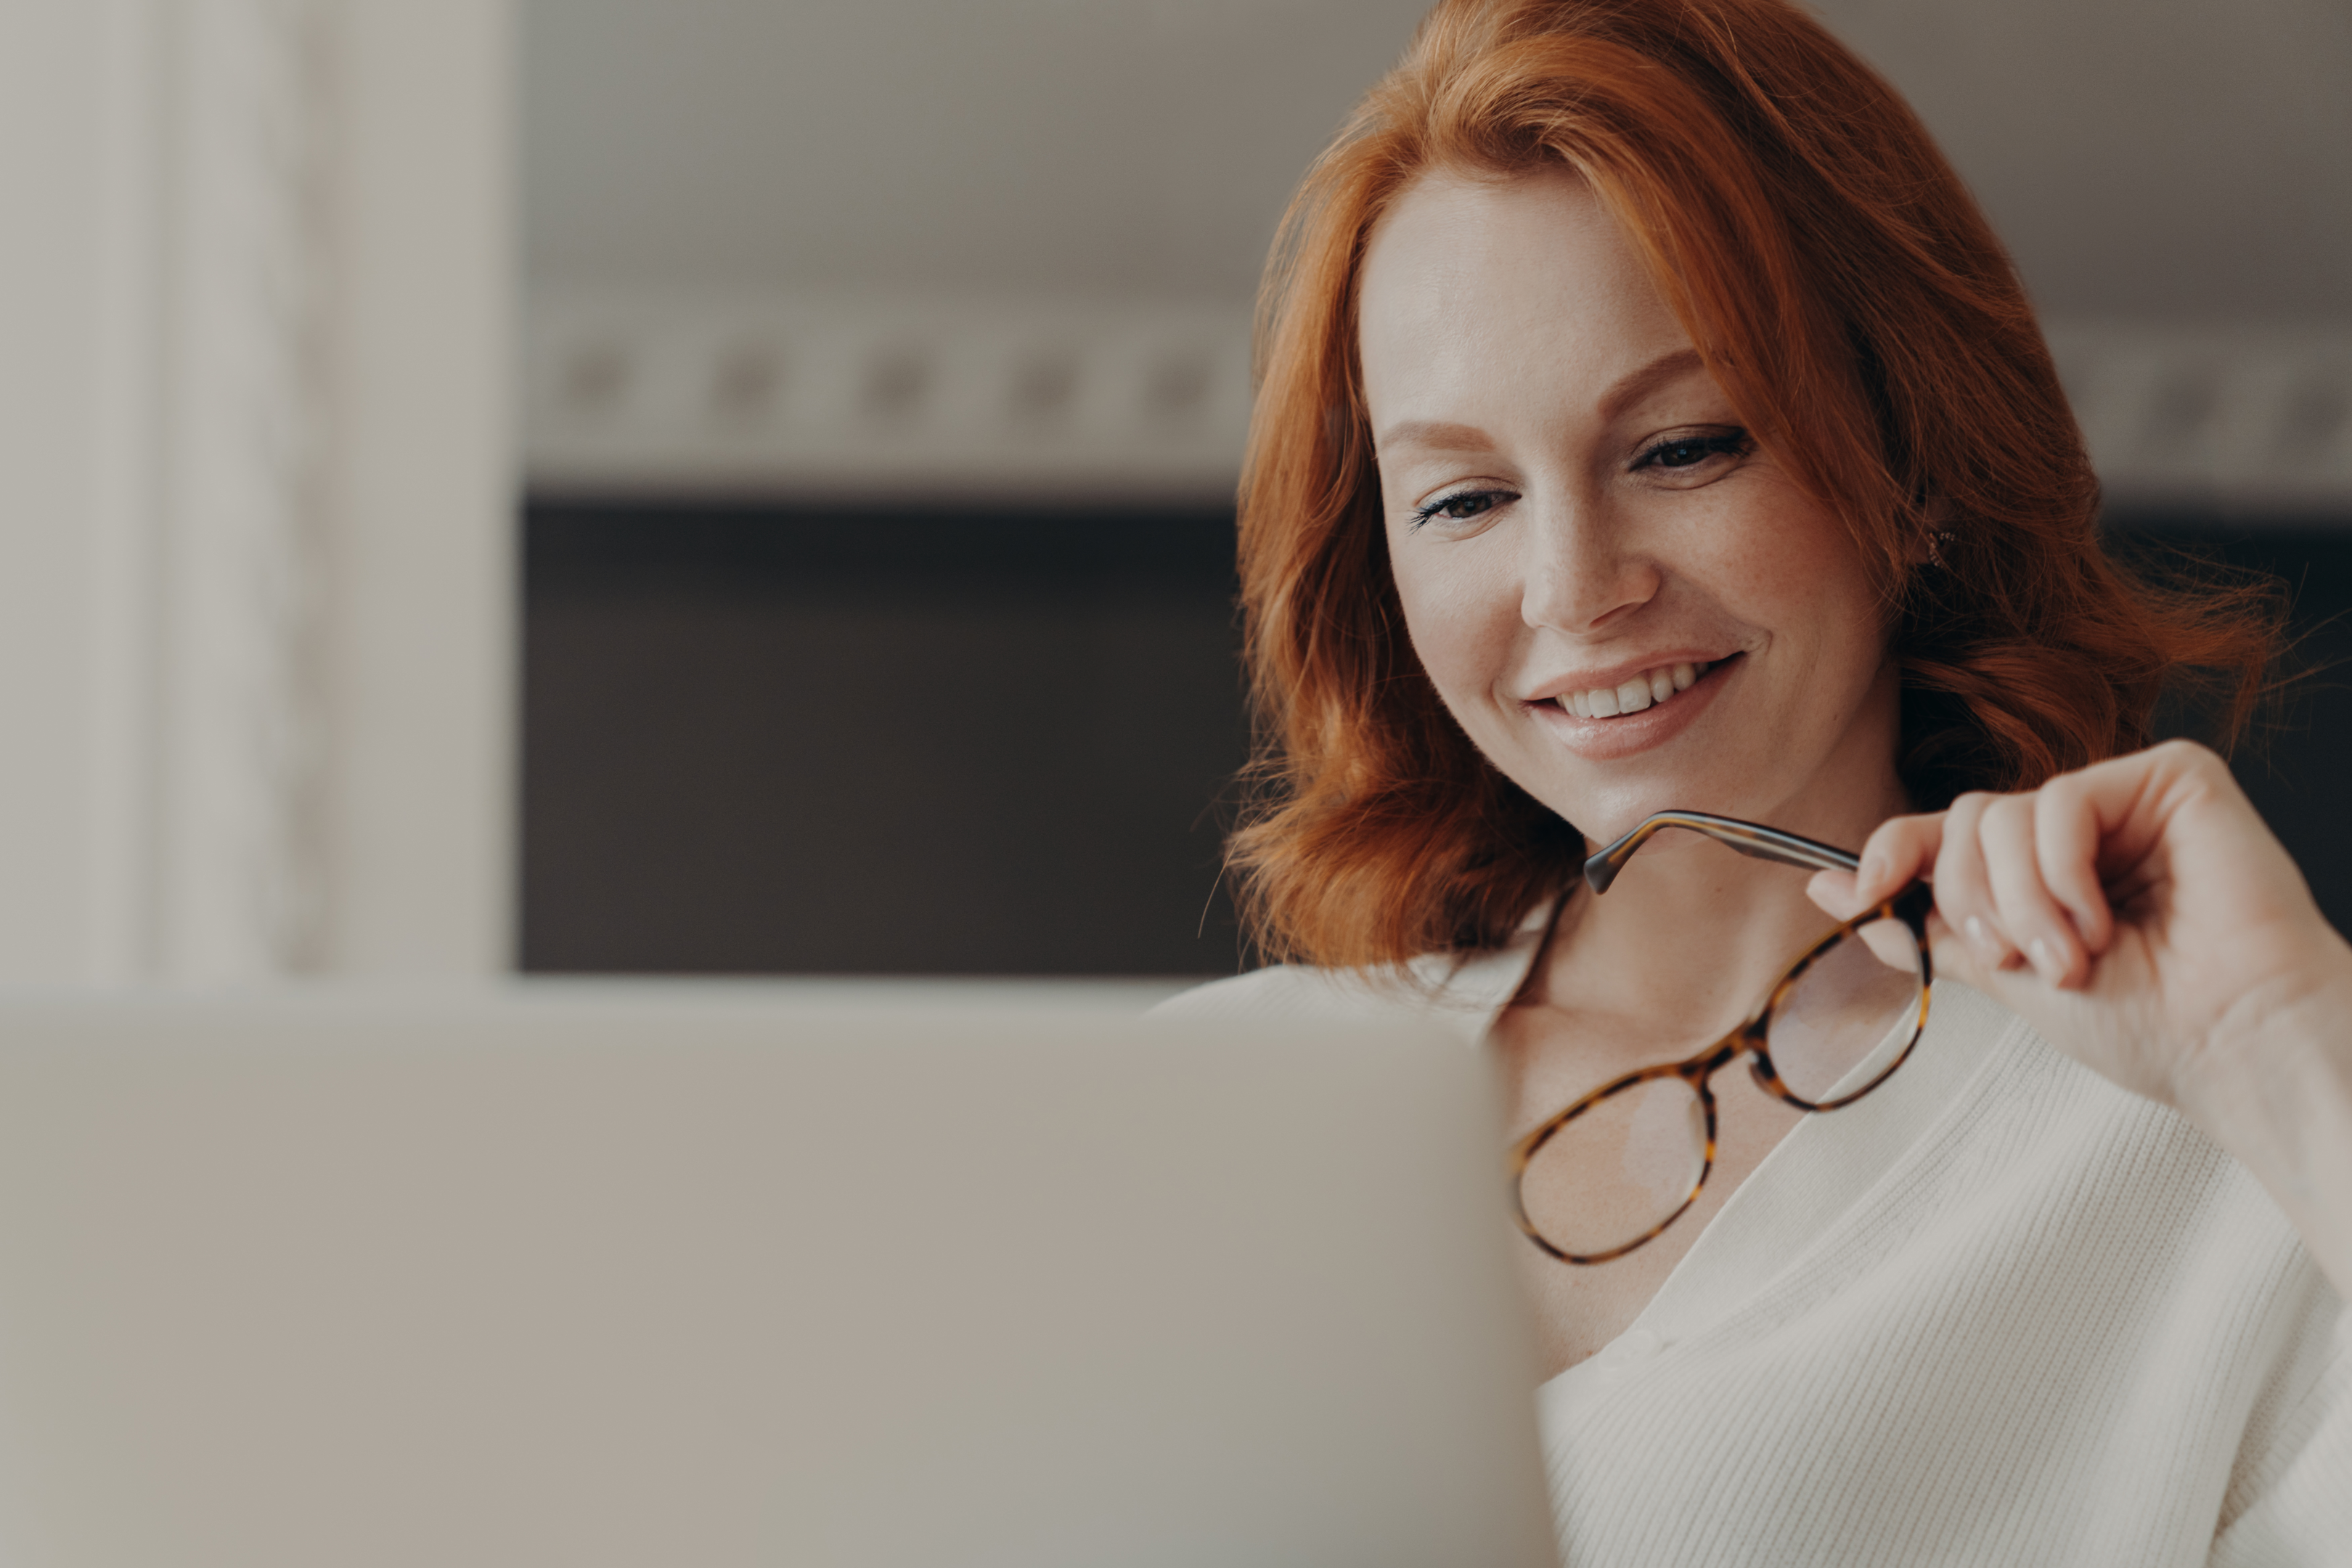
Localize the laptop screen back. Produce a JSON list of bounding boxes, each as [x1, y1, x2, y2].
[[0, 984, 1555, 1567]]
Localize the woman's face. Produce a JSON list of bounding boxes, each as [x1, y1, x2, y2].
[[1357, 166, 1903, 845]]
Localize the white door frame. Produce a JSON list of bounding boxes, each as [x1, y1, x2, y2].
[[0, 0, 513, 981]]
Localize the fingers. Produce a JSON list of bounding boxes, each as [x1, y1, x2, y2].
[[1932, 792, 2021, 973], [1920, 909, 1986, 995], [1805, 868, 1861, 920], [1932, 783, 2123, 990], [1810, 745, 2208, 992], [1976, 795, 2090, 987], [1858, 814, 1940, 905], [2032, 772, 2118, 955], [1814, 797, 2083, 986], [1808, 812, 1943, 922], [1827, 743, 2272, 1006]]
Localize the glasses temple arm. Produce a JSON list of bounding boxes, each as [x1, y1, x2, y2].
[[1584, 812, 1862, 894]]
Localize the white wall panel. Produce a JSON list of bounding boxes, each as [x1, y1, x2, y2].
[[317, 0, 514, 977], [0, 1, 134, 976]]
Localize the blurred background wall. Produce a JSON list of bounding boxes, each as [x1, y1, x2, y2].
[[518, 0, 1439, 976], [3, 0, 2343, 984], [518, 0, 2352, 979]]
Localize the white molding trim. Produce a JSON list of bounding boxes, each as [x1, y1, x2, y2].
[[526, 289, 1254, 504], [153, 0, 334, 979], [2046, 323, 2352, 513], [526, 294, 2352, 513]]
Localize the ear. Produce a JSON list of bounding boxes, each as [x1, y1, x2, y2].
[[1908, 494, 1956, 567]]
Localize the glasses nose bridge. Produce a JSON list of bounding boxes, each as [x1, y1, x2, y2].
[[1516, 899, 1933, 1267], [1678, 1031, 1760, 1095]]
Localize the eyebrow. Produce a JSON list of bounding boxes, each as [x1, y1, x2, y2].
[[1371, 346, 1713, 454], [1371, 418, 1498, 454], [1598, 346, 1709, 420]]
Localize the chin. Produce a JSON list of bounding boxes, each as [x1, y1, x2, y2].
[[1524, 751, 1802, 849]]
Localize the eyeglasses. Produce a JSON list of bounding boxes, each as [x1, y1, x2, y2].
[[1508, 811, 1934, 1266]]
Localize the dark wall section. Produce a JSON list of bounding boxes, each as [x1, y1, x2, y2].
[[522, 502, 2352, 977], [523, 501, 1253, 976], [2129, 518, 2352, 938]]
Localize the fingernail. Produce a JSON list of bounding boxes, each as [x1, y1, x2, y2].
[[1964, 915, 1997, 954], [2028, 936, 2062, 981]]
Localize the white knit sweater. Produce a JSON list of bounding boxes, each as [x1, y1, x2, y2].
[[1161, 918, 2352, 1565]]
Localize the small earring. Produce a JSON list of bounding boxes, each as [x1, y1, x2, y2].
[[1924, 530, 1956, 568]]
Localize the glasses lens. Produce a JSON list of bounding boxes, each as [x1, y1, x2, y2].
[[1519, 1076, 1707, 1261], [1764, 916, 1925, 1106]]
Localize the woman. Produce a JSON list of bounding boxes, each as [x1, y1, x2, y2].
[[1160, 0, 2351, 1559]]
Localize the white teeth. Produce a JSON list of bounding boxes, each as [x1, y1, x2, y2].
[[1556, 659, 1715, 721]]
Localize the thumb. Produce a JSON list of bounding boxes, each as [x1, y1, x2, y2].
[[1808, 868, 1865, 921]]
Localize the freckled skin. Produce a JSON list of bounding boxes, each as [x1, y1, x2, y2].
[[1357, 167, 1914, 1374]]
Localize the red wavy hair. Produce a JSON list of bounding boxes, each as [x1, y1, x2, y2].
[[1230, 0, 2281, 969]]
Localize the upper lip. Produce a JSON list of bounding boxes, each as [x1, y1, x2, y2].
[[1522, 651, 1738, 706]]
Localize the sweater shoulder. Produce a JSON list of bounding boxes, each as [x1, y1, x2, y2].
[[1148, 947, 1515, 1043], [1149, 963, 1437, 1028], [1152, 915, 1551, 1045]]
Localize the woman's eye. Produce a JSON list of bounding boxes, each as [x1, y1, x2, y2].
[[1635, 432, 1749, 473], [1413, 490, 1511, 526]]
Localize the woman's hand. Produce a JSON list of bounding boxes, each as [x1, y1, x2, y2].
[[1808, 739, 2352, 1297], [1812, 739, 2348, 1110]]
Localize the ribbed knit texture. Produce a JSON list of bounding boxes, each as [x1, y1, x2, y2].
[[1161, 942, 2352, 1566]]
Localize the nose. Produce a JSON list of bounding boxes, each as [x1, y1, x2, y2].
[[1516, 491, 1661, 634]]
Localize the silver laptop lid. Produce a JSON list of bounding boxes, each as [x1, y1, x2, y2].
[[0, 984, 1555, 1567]]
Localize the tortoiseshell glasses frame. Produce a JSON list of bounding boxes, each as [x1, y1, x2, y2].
[[1508, 810, 1935, 1266]]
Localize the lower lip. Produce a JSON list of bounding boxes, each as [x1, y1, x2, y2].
[[1527, 656, 1739, 760]]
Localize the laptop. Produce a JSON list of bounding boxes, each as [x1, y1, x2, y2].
[[0, 981, 1556, 1567]]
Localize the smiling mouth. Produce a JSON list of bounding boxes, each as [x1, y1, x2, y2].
[[1553, 656, 1731, 719]]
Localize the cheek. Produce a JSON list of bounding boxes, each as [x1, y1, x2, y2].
[[1783, 527, 1887, 665], [1702, 494, 1884, 665], [1388, 535, 1522, 703]]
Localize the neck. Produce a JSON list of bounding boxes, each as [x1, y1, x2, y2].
[[1530, 685, 1911, 1063]]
